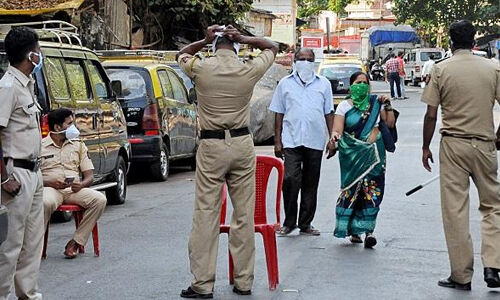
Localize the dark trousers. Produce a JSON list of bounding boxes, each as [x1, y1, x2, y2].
[[283, 146, 322, 230], [389, 72, 401, 98]]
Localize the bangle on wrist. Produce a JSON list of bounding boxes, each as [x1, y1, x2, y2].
[[1, 177, 10, 185]]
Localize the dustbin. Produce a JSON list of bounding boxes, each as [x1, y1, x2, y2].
[[0, 205, 7, 245]]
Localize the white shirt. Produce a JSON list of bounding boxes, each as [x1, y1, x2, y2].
[[269, 72, 334, 151], [422, 60, 435, 77], [335, 99, 383, 124]]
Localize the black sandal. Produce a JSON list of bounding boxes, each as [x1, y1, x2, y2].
[[364, 233, 377, 248], [350, 234, 363, 244]]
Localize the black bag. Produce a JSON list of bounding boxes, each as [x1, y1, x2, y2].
[[379, 109, 399, 153]]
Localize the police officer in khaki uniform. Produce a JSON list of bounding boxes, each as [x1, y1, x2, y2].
[[177, 25, 277, 298], [0, 27, 44, 300], [41, 108, 106, 259], [422, 20, 500, 291]]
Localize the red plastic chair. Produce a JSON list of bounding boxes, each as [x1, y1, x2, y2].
[[42, 204, 100, 259], [219, 155, 284, 290]]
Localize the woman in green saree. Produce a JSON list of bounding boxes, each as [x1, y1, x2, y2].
[[328, 71, 395, 248]]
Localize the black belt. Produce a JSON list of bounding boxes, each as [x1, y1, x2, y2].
[[4, 158, 41, 172], [200, 127, 250, 140]]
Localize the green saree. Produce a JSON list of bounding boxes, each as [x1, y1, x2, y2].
[[334, 95, 386, 238]]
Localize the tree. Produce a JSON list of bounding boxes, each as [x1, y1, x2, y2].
[[297, 0, 353, 19], [132, 0, 253, 48], [393, 0, 500, 47]]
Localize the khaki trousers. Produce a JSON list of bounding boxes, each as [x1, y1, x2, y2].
[[43, 187, 106, 246], [189, 133, 255, 294], [0, 165, 44, 300], [440, 136, 500, 284]]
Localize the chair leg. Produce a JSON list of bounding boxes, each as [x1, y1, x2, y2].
[[92, 223, 99, 257], [262, 228, 279, 290], [74, 212, 85, 254], [42, 223, 49, 259], [228, 249, 234, 285]]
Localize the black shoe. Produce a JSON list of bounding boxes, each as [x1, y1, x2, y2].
[[437, 277, 471, 291], [299, 226, 320, 236], [364, 234, 377, 248], [278, 226, 296, 236], [233, 286, 251, 295], [484, 268, 500, 288], [350, 234, 363, 244], [180, 287, 213, 299]]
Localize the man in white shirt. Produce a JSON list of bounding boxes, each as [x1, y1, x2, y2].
[[421, 54, 436, 84], [269, 47, 334, 236]]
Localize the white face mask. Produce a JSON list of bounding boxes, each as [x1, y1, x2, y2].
[[53, 124, 80, 140], [212, 26, 240, 55], [294, 60, 316, 83]]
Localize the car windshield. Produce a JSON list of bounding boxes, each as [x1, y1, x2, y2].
[[320, 64, 362, 80], [420, 52, 442, 61], [106, 68, 148, 100]]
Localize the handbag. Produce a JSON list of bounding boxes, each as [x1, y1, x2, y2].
[[379, 109, 399, 153]]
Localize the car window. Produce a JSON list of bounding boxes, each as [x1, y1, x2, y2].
[[107, 68, 148, 101], [87, 61, 110, 100], [320, 64, 362, 80], [157, 70, 174, 99], [0, 52, 7, 79], [420, 52, 443, 61], [64, 59, 91, 102], [166, 70, 188, 103], [170, 65, 194, 90], [45, 57, 71, 100]]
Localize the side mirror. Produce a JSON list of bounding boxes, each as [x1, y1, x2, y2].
[[111, 80, 122, 98], [188, 87, 197, 104]]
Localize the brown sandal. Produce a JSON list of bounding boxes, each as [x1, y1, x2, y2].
[[64, 239, 80, 259], [350, 234, 363, 244]]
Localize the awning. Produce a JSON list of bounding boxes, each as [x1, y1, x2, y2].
[[0, 0, 85, 15]]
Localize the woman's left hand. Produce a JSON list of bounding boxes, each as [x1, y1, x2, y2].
[[378, 95, 390, 103], [325, 139, 337, 159]]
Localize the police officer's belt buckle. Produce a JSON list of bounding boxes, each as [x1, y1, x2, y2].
[[33, 158, 42, 172]]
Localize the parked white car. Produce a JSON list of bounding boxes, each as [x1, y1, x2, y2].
[[404, 48, 445, 85]]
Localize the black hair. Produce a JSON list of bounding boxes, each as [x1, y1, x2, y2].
[[215, 36, 235, 52], [349, 71, 370, 85], [48, 108, 73, 131], [449, 20, 476, 50], [4, 27, 39, 66], [429, 54, 435, 60], [294, 47, 315, 61], [390, 53, 396, 58], [398, 51, 404, 57]]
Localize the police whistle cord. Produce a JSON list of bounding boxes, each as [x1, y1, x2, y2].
[[405, 175, 440, 196]]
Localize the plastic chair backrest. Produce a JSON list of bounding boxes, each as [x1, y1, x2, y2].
[[219, 155, 284, 226]]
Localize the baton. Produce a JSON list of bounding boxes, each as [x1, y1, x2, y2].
[[405, 175, 440, 196]]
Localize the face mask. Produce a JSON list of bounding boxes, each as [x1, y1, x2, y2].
[[294, 60, 315, 83], [28, 51, 43, 74], [52, 124, 80, 140], [350, 82, 370, 111], [212, 26, 240, 55]]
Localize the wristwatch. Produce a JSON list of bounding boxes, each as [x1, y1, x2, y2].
[[384, 104, 394, 111]]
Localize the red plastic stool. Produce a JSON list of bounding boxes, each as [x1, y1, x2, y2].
[[42, 204, 100, 259]]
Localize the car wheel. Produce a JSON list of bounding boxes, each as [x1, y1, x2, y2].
[[151, 144, 169, 181], [190, 155, 196, 171], [106, 156, 127, 205], [52, 210, 73, 223]]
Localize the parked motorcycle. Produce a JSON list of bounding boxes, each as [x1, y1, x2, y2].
[[371, 63, 385, 81]]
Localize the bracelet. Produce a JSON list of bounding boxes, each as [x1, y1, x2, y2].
[[1, 177, 10, 185], [384, 104, 393, 111]]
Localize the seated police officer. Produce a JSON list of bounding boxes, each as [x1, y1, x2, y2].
[[41, 108, 106, 259]]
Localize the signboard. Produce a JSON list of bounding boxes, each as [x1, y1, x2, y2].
[[301, 35, 324, 59]]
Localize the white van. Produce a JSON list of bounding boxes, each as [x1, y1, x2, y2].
[[404, 48, 445, 85]]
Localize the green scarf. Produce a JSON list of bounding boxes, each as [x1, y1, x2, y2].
[[350, 83, 370, 111]]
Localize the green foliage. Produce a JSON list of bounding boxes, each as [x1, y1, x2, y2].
[[393, 0, 500, 47], [297, 0, 354, 18]]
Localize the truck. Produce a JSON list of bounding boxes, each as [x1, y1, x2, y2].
[[360, 24, 420, 70]]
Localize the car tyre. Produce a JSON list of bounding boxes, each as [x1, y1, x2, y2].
[[151, 144, 169, 181], [106, 156, 127, 205]]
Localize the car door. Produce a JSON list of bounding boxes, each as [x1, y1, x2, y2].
[[85, 58, 126, 175], [166, 69, 196, 156], [60, 54, 102, 175], [156, 68, 182, 156]]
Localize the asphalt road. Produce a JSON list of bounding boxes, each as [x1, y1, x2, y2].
[[32, 81, 500, 300]]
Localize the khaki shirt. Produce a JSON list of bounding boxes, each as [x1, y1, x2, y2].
[[41, 135, 94, 184], [422, 50, 500, 141], [0, 65, 42, 159], [178, 49, 275, 130]]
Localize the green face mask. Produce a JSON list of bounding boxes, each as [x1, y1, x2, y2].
[[350, 82, 370, 111]]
